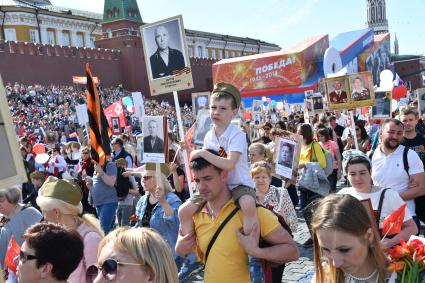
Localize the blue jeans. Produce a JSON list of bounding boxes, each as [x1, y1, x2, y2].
[[117, 204, 132, 227], [249, 256, 264, 283], [96, 202, 118, 234]]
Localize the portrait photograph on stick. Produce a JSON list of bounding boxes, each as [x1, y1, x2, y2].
[[141, 15, 193, 96], [111, 117, 121, 135], [191, 92, 210, 116], [311, 95, 324, 113], [252, 99, 263, 114], [142, 116, 167, 163], [347, 71, 375, 108], [274, 134, 302, 180], [417, 88, 425, 117], [325, 76, 350, 110], [192, 112, 213, 146], [0, 76, 27, 189], [371, 91, 392, 119]]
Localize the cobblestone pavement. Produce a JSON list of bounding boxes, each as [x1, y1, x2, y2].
[[185, 214, 314, 283]]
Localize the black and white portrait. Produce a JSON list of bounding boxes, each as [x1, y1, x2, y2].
[[142, 18, 187, 80], [192, 92, 210, 116], [275, 137, 300, 179], [418, 89, 425, 117], [371, 92, 391, 118], [312, 95, 324, 111], [143, 117, 165, 154], [278, 141, 294, 169], [111, 117, 120, 134], [192, 112, 213, 146]]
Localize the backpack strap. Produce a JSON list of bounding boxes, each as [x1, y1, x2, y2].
[[204, 206, 239, 264], [376, 188, 389, 230], [403, 147, 410, 177]]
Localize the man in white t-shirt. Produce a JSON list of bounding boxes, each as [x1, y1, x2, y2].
[[371, 119, 425, 229]]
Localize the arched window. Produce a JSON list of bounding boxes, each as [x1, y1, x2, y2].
[[107, 9, 112, 19]]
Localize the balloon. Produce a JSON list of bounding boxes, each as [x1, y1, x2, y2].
[[33, 143, 45, 154], [276, 102, 284, 110], [261, 96, 267, 102], [380, 69, 393, 84], [392, 85, 408, 100], [126, 105, 134, 113], [270, 100, 276, 106], [122, 97, 133, 107]]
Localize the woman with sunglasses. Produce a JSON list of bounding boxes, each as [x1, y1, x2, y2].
[[36, 177, 104, 283], [134, 164, 184, 271], [344, 122, 370, 153], [338, 155, 417, 250], [90, 227, 178, 283]]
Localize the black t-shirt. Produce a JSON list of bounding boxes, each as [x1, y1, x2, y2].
[[141, 197, 157, 227], [168, 167, 189, 202], [402, 134, 425, 166]]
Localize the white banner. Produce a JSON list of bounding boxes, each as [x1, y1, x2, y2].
[[132, 92, 145, 120], [75, 104, 89, 125]]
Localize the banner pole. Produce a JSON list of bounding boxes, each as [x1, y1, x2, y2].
[[350, 110, 359, 150], [173, 91, 194, 197]]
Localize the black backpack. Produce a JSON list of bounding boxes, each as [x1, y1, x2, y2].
[[370, 147, 425, 222], [116, 167, 131, 198]]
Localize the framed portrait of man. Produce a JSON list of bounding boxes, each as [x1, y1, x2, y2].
[[347, 71, 375, 108], [252, 100, 263, 114], [274, 133, 302, 180], [142, 116, 168, 163], [191, 92, 210, 116], [311, 95, 324, 112], [141, 15, 194, 96], [192, 112, 213, 146], [371, 91, 391, 119], [325, 76, 350, 110], [417, 88, 425, 117], [111, 117, 121, 135], [0, 76, 28, 189]]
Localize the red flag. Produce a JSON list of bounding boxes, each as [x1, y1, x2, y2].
[[382, 203, 406, 236], [104, 101, 127, 128], [184, 124, 196, 182], [85, 63, 112, 166], [5, 235, 20, 273]]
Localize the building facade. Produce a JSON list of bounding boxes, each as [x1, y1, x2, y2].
[[366, 0, 389, 35]]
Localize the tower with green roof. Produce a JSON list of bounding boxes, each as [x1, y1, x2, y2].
[[101, 0, 143, 38]]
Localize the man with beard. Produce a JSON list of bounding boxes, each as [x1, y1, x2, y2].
[[371, 119, 425, 230]]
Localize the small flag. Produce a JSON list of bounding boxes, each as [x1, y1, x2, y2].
[[85, 63, 112, 166], [5, 235, 20, 273], [382, 203, 406, 236]]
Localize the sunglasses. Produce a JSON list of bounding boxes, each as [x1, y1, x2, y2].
[[142, 176, 153, 181], [19, 250, 39, 263], [86, 259, 144, 282]]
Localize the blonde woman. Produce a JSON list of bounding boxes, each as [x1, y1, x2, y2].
[[90, 227, 178, 283], [311, 194, 388, 283], [36, 176, 104, 283], [248, 142, 273, 164]]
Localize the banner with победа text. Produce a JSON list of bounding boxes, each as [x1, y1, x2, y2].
[[212, 34, 329, 97]]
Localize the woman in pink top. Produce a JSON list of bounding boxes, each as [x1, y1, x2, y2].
[[36, 177, 104, 283], [317, 127, 342, 193]]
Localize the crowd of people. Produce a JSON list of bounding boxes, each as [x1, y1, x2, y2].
[[2, 80, 425, 283]]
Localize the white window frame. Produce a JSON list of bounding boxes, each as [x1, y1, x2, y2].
[[89, 36, 95, 48], [197, 46, 202, 57], [29, 29, 39, 43], [188, 47, 193, 57], [76, 33, 84, 47], [211, 49, 216, 59], [62, 31, 70, 46], [47, 30, 55, 45], [4, 28, 17, 41]]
